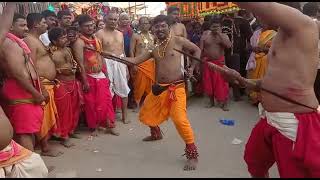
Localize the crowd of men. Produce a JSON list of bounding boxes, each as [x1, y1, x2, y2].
[[1, 1, 320, 178]]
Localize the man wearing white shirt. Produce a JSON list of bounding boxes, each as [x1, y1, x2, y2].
[[39, 10, 58, 46]]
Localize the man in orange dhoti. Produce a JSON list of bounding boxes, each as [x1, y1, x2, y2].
[[200, 18, 232, 111], [124, 15, 201, 171], [24, 13, 62, 157], [129, 17, 155, 109], [48, 27, 81, 147], [247, 22, 276, 105]]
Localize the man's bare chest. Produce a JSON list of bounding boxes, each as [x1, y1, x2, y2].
[[102, 36, 122, 48]]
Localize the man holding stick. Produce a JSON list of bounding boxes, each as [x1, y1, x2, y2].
[[200, 2, 320, 178], [93, 15, 201, 171]]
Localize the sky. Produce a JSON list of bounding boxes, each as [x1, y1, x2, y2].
[[108, 2, 166, 17]]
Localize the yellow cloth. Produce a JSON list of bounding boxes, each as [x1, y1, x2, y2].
[[38, 79, 58, 140], [248, 30, 276, 104], [139, 83, 195, 144], [133, 59, 155, 103]]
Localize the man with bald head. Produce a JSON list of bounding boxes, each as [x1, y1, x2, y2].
[[96, 13, 131, 125], [118, 12, 137, 110]]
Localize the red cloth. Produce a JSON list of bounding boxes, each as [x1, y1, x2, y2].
[[202, 56, 229, 102], [79, 34, 102, 74], [112, 95, 122, 110], [83, 75, 115, 129], [244, 112, 320, 178], [53, 80, 80, 139], [1, 79, 43, 134]]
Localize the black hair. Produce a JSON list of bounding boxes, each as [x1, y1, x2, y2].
[[167, 6, 180, 14], [57, 10, 72, 20], [152, 15, 170, 26], [26, 13, 44, 29], [204, 15, 212, 22], [77, 14, 94, 26], [13, 13, 25, 23], [303, 2, 319, 17], [201, 21, 210, 32], [41, 10, 57, 19], [138, 16, 149, 24], [238, 9, 247, 17], [48, 27, 66, 43], [209, 17, 221, 26]]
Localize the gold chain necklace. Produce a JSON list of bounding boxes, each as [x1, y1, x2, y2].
[[156, 35, 171, 58], [140, 32, 154, 50]]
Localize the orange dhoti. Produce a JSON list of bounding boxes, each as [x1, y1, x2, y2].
[[37, 79, 58, 140], [139, 82, 195, 144], [133, 59, 155, 104]]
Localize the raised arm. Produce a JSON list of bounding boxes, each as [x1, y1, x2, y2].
[[0, 106, 13, 150], [235, 2, 314, 34], [72, 39, 89, 92], [0, 3, 15, 46], [181, 37, 201, 70]]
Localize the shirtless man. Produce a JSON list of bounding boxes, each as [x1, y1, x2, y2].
[[0, 13, 45, 152], [72, 14, 118, 137], [48, 27, 80, 148], [217, 2, 320, 177], [24, 13, 62, 157], [122, 15, 200, 171], [200, 18, 232, 111], [96, 13, 131, 124], [167, 6, 193, 100], [167, 6, 187, 38], [302, 2, 320, 103], [129, 17, 155, 110]]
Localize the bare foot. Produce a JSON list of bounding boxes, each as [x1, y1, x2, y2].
[[142, 135, 163, 141], [60, 139, 75, 148], [221, 103, 229, 111], [183, 159, 198, 171], [69, 133, 81, 139], [123, 119, 131, 124], [205, 102, 215, 108], [105, 128, 120, 136], [97, 127, 106, 131], [91, 130, 98, 137], [132, 107, 139, 113], [41, 149, 64, 157]]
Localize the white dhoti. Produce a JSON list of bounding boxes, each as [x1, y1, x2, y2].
[[104, 54, 130, 98], [0, 141, 48, 178]]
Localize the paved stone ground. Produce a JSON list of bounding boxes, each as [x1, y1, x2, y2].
[[43, 96, 278, 178]]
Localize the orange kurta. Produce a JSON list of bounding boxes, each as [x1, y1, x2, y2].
[[38, 79, 58, 140], [248, 30, 276, 104], [133, 59, 155, 104], [139, 83, 195, 144]]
